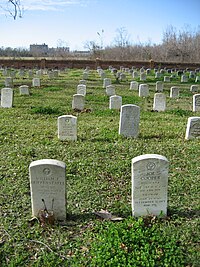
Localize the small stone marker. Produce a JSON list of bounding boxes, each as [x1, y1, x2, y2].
[[156, 81, 163, 92], [132, 71, 138, 79], [130, 81, 138, 90], [132, 154, 169, 217], [106, 85, 115, 96], [185, 117, 200, 139], [103, 78, 111, 88], [181, 75, 188, 83], [5, 77, 13, 87], [83, 71, 88, 80], [155, 72, 162, 79], [164, 76, 170, 82], [72, 94, 85, 111], [193, 94, 200, 112], [119, 104, 140, 138], [1, 88, 13, 108], [109, 95, 122, 110], [190, 85, 199, 93], [58, 115, 77, 141], [29, 159, 66, 221], [19, 85, 30, 95], [153, 93, 166, 112], [170, 86, 179, 98], [32, 78, 40, 87], [140, 72, 147, 81], [77, 84, 86, 96], [139, 84, 149, 97], [195, 76, 200, 82]]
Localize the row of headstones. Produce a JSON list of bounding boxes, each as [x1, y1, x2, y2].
[[3, 77, 41, 87], [1, 68, 61, 79], [29, 154, 169, 221]]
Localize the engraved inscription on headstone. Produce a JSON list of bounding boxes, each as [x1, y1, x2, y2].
[[58, 115, 77, 141], [29, 159, 66, 221], [185, 117, 200, 139], [132, 154, 169, 217], [193, 94, 200, 112]]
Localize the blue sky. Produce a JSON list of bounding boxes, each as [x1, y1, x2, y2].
[[0, 0, 199, 51]]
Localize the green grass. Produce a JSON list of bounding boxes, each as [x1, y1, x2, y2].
[[0, 68, 200, 266]]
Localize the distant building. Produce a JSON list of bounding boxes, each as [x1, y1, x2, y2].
[[29, 43, 70, 56], [30, 43, 49, 55]]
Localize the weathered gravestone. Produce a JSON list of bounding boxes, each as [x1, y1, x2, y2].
[[195, 76, 200, 82], [181, 75, 188, 83], [132, 71, 138, 79], [77, 84, 86, 96], [185, 117, 200, 139], [130, 81, 138, 90], [119, 104, 140, 138], [132, 154, 169, 217], [193, 94, 200, 112], [139, 84, 149, 97], [109, 95, 122, 110], [103, 78, 111, 88], [83, 71, 88, 80], [58, 115, 77, 141], [153, 93, 166, 112], [156, 81, 163, 92], [29, 159, 66, 221], [19, 85, 29, 95], [190, 85, 199, 93], [1, 88, 13, 108], [106, 85, 115, 96], [5, 77, 13, 87], [164, 76, 170, 82], [140, 72, 147, 81], [170, 86, 179, 98], [32, 78, 40, 87], [72, 94, 85, 111]]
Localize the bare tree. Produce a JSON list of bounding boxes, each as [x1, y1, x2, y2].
[[0, 0, 23, 19]]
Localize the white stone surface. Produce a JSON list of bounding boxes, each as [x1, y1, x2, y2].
[[109, 95, 122, 110], [103, 78, 111, 88], [5, 77, 13, 87], [156, 81, 163, 92], [72, 94, 85, 110], [153, 93, 166, 112], [170, 86, 179, 98], [29, 159, 66, 221], [19, 85, 29, 95], [32, 78, 40, 87], [164, 76, 170, 82], [130, 81, 138, 90], [132, 154, 169, 217], [139, 84, 149, 97], [190, 85, 199, 93], [185, 117, 200, 139], [193, 94, 200, 112], [140, 72, 147, 81], [58, 115, 77, 141], [1, 88, 13, 108], [77, 84, 86, 96], [106, 85, 115, 96], [119, 104, 140, 138]]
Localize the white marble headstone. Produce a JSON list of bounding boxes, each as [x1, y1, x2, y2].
[[29, 159, 66, 221], [190, 85, 199, 93], [119, 104, 140, 138], [170, 86, 179, 98], [130, 81, 138, 90], [139, 84, 149, 97], [77, 84, 86, 96], [19, 85, 29, 95], [132, 154, 169, 217], [72, 94, 85, 111], [5, 77, 13, 87], [156, 81, 163, 92], [185, 117, 200, 139], [109, 95, 122, 110], [58, 115, 77, 141], [193, 94, 200, 112], [32, 78, 40, 87], [106, 85, 115, 96], [1, 88, 13, 108], [103, 78, 111, 88], [153, 93, 166, 112]]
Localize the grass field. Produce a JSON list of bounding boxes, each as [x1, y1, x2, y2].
[[0, 68, 199, 266]]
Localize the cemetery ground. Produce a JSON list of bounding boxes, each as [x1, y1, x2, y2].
[[0, 68, 199, 266]]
